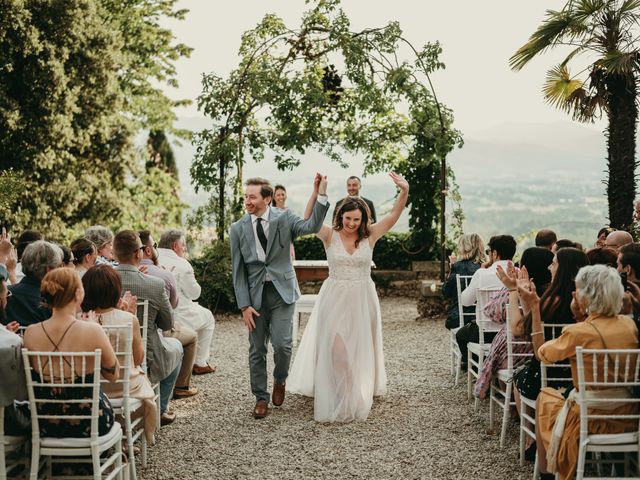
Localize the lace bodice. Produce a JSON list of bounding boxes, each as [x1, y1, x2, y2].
[[326, 231, 373, 281]]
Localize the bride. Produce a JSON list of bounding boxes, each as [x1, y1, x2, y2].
[[288, 173, 409, 422]]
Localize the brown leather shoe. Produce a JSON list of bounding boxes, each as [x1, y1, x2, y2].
[[192, 364, 216, 375], [272, 382, 285, 407], [160, 411, 176, 426], [173, 386, 198, 399], [253, 400, 268, 419]]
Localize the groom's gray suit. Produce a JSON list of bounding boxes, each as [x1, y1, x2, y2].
[[230, 200, 329, 403]]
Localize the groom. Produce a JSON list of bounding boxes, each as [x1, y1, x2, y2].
[[230, 175, 329, 418]]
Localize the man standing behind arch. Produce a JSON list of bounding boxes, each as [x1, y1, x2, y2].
[[333, 176, 377, 224]]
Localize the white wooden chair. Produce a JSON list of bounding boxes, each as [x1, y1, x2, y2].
[[574, 347, 640, 479], [467, 286, 503, 407], [135, 299, 159, 434], [22, 348, 124, 480], [450, 275, 474, 386], [102, 324, 146, 480], [519, 322, 581, 480], [293, 294, 317, 347], [489, 308, 532, 447], [0, 405, 27, 480]]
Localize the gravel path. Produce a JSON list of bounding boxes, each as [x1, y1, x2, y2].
[[142, 297, 533, 479]]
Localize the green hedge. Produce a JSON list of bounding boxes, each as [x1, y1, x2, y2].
[[294, 231, 418, 270], [192, 232, 420, 313], [191, 239, 238, 313]]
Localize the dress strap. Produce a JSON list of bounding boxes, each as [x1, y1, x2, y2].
[[40, 321, 77, 371]]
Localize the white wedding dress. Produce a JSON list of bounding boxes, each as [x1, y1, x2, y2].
[[287, 230, 387, 422]]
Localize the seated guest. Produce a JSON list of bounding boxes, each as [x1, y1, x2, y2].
[[23, 268, 119, 437], [552, 238, 583, 253], [442, 233, 486, 330], [138, 231, 178, 309], [70, 238, 97, 277], [534, 265, 639, 480], [456, 235, 516, 367], [82, 265, 157, 442], [604, 229, 633, 252], [86, 225, 118, 266], [59, 245, 74, 268], [499, 248, 589, 401], [535, 229, 557, 251], [586, 246, 618, 267], [14, 230, 43, 283], [158, 230, 216, 374], [113, 230, 191, 425], [617, 242, 640, 283], [474, 247, 553, 399], [6, 241, 62, 326], [595, 226, 615, 248], [0, 275, 29, 436]]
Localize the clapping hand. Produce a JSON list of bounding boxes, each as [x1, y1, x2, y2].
[[317, 173, 328, 195], [389, 172, 409, 192], [517, 279, 540, 309], [496, 261, 517, 290], [118, 291, 138, 315], [5, 321, 20, 333], [0, 228, 13, 265]]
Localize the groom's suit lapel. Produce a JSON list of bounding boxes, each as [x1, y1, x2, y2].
[[241, 215, 257, 260], [265, 206, 280, 259]]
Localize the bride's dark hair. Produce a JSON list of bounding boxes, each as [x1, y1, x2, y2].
[[333, 197, 371, 247]]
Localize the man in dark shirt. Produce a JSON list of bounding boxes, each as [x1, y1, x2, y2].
[[332, 175, 377, 224], [5, 241, 62, 326]]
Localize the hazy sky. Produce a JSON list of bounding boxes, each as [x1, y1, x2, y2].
[[165, 0, 606, 134]]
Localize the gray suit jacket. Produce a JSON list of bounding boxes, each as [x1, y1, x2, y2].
[[0, 327, 26, 406], [230, 200, 329, 310], [116, 264, 176, 383]]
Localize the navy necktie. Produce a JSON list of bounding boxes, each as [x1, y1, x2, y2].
[[256, 218, 268, 254]]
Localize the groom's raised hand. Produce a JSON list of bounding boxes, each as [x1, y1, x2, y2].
[[241, 306, 259, 332]]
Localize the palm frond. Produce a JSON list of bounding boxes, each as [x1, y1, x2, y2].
[[543, 64, 584, 110], [510, 10, 586, 70], [596, 50, 640, 74]]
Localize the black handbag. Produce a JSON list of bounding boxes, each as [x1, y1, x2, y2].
[[513, 357, 542, 400]]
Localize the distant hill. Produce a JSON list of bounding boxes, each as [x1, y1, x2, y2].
[[171, 117, 615, 248]]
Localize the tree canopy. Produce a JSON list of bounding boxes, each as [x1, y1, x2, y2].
[[510, 0, 640, 231], [0, 0, 190, 239], [193, 0, 461, 255]]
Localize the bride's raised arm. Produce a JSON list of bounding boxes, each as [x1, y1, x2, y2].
[[369, 173, 409, 243], [303, 173, 333, 244]]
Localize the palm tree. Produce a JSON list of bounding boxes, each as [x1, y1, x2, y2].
[[510, 0, 640, 231]]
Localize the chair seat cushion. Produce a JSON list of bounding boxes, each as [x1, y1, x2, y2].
[[40, 421, 122, 448], [4, 435, 27, 446], [497, 369, 510, 382], [588, 431, 638, 445]]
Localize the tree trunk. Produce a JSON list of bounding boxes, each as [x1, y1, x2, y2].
[[606, 74, 638, 231], [217, 154, 226, 241]]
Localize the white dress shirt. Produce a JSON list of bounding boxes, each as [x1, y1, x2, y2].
[[460, 260, 511, 307]]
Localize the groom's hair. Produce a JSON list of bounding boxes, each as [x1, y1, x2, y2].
[[245, 177, 274, 200]]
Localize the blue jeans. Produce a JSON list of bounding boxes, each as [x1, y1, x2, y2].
[[159, 363, 180, 414]]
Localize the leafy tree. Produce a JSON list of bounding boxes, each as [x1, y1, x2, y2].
[[193, 0, 461, 257], [510, 0, 640, 231], [147, 130, 179, 177], [0, 0, 189, 240]]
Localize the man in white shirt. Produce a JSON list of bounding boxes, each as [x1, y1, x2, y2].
[[157, 230, 216, 375], [457, 234, 517, 366]]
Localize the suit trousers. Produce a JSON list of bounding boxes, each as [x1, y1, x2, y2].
[[164, 324, 197, 388], [249, 282, 295, 403]]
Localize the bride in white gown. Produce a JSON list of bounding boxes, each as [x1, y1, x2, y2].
[[288, 173, 409, 422]]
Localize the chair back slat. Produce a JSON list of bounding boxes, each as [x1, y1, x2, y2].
[[135, 300, 150, 375], [455, 275, 475, 329], [101, 324, 133, 399], [575, 347, 640, 438], [475, 287, 503, 344], [22, 349, 103, 439], [540, 322, 574, 388], [505, 305, 533, 373]]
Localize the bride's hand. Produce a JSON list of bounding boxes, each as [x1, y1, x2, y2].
[[389, 172, 409, 192]]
